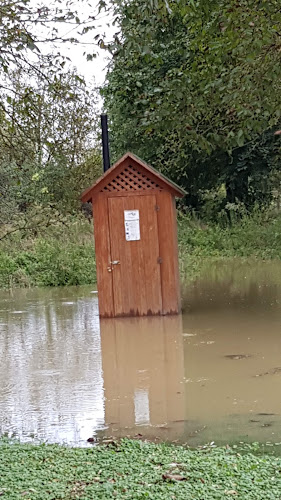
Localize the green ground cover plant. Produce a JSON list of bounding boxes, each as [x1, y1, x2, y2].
[[0, 439, 280, 499], [178, 210, 281, 282], [0, 210, 281, 289], [0, 218, 96, 288]]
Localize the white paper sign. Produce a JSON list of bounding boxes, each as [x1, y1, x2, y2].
[[124, 210, 139, 221], [124, 210, 140, 241]]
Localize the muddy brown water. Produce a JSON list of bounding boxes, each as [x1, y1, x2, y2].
[[1, 259, 281, 447]]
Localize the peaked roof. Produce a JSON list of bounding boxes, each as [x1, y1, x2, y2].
[[81, 152, 186, 203]]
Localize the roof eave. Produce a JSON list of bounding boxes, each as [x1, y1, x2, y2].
[[80, 152, 186, 201]]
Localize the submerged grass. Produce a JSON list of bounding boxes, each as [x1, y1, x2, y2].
[[0, 439, 280, 499], [0, 210, 281, 288]]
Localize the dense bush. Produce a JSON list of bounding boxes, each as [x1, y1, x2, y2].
[[0, 220, 96, 288], [0, 211, 281, 289]]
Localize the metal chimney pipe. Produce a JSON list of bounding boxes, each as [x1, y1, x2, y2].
[[101, 114, 110, 172]]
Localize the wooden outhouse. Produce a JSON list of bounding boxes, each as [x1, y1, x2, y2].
[[81, 152, 186, 318]]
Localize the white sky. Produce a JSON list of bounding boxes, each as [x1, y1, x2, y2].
[[64, 36, 111, 88], [62, 9, 115, 88], [33, 0, 116, 88]]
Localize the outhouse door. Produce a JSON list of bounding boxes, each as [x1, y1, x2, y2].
[[108, 194, 162, 316]]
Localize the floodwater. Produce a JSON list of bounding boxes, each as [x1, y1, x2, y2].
[[1, 259, 281, 447]]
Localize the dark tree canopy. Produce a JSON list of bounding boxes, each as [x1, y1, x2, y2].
[[102, 0, 281, 210]]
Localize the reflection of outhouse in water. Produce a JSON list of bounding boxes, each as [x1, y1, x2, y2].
[[81, 152, 186, 318], [99, 316, 185, 441]]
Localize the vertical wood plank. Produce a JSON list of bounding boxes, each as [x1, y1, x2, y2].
[[108, 196, 135, 315], [138, 195, 162, 315], [93, 195, 114, 317], [129, 197, 147, 315], [108, 195, 162, 317], [156, 191, 181, 314]]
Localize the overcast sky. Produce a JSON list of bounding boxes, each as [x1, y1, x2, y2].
[[33, 0, 116, 87], [62, 8, 115, 88]]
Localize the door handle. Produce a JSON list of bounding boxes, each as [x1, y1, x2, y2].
[[111, 260, 120, 265]]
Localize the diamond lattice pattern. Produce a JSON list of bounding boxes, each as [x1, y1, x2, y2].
[[100, 164, 162, 193]]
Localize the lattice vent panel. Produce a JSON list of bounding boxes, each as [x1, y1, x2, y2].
[[100, 164, 162, 193]]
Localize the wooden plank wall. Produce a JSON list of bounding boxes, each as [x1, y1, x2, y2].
[[92, 195, 114, 317], [108, 195, 162, 317], [156, 191, 181, 315], [93, 190, 181, 317]]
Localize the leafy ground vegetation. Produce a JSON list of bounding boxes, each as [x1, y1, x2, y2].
[[178, 209, 281, 281], [0, 218, 96, 288], [0, 439, 281, 500], [1, 210, 281, 288]]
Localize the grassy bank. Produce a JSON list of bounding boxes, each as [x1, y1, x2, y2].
[[0, 211, 281, 288], [0, 219, 96, 288], [178, 210, 281, 281], [0, 439, 280, 499]]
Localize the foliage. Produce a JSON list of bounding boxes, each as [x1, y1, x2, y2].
[[102, 0, 281, 210], [0, 439, 281, 499], [179, 208, 281, 256], [0, 218, 96, 288], [0, 0, 103, 240], [0, 64, 102, 239], [223, 128, 281, 210], [178, 209, 281, 281], [1, 210, 281, 289], [0, 0, 96, 74]]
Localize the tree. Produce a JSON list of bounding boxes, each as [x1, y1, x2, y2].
[[102, 0, 281, 210], [0, 62, 102, 239], [0, 0, 99, 170], [0, 1, 103, 238], [0, 0, 96, 74]]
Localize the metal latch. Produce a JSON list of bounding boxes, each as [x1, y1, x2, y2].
[[111, 260, 120, 265]]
